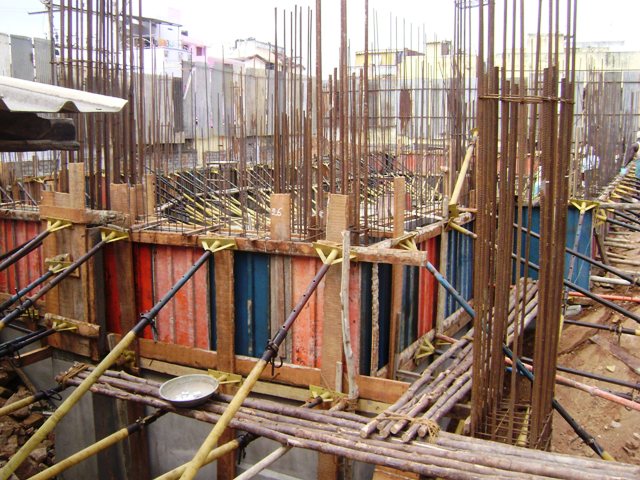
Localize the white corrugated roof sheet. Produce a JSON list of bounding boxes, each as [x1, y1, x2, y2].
[[0, 75, 127, 113]]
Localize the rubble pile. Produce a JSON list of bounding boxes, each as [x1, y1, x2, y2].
[[0, 364, 54, 479]]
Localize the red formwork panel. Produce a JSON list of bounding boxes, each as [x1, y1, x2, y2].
[[133, 243, 154, 340], [0, 219, 44, 296], [151, 245, 209, 349], [290, 257, 324, 367], [289, 257, 362, 371], [418, 236, 438, 336], [103, 244, 122, 334]]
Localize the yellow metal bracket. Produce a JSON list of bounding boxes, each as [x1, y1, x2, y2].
[[52, 319, 78, 332], [100, 227, 129, 243], [45, 253, 74, 274], [594, 208, 608, 228], [394, 232, 418, 251], [569, 199, 599, 215], [45, 218, 73, 233], [309, 385, 346, 403], [414, 337, 436, 360], [201, 237, 237, 253], [207, 369, 243, 385], [313, 241, 356, 265], [447, 220, 477, 239]]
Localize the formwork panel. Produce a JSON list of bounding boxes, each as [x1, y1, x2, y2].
[[133, 243, 154, 339], [145, 245, 210, 348], [417, 236, 438, 336], [0, 219, 44, 297], [290, 257, 324, 367], [233, 251, 270, 357]]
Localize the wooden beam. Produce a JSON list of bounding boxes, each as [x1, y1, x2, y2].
[[137, 357, 395, 415], [6, 346, 52, 366], [269, 194, 293, 361], [214, 249, 236, 479], [319, 193, 349, 480], [105, 336, 408, 404], [388, 178, 406, 380]]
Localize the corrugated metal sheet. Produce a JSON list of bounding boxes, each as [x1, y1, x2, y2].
[[445, 224, 474, 317], [134, 245, 209, 348], [0, 75, 127, 113], [9, 35, 33, 81], [516, 205, 592, 289], [0, 219, 44, 297], [234, 252, 270, 357]]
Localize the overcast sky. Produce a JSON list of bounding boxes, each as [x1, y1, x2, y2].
[[0, 0, 637, 68]]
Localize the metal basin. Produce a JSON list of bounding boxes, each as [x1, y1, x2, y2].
[[159, 374, 220, 408]]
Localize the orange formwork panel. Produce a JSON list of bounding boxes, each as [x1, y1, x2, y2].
[[290, 257, 324, 367], [151, 245, 209, 349], [0, 219, 44, 296]]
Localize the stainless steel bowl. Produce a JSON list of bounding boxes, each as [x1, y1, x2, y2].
[[158, 374, 220, 408]]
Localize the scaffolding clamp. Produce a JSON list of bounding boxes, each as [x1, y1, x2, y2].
[[414, 337, 436, 360], [309, 385, 346, 403], [45, 218, 73, 233], [569, 199, 599, 215], [201, 237, 237, 253], [313, 241, 356, 265], [100, 227, 129, 243], [45, 253, 75, 274], [207, 369, 243, 385]]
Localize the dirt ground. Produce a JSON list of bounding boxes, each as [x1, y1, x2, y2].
[[551, 230, 640, 465]]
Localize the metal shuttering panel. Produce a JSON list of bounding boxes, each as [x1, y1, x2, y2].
[[10, 35, 34, 81], [234, 251, 270, 357], [33, 38, 53, 84]]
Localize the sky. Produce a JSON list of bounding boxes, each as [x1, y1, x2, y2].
[[0, 0, 637, 69]]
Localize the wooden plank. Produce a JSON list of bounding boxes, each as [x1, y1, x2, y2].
[[68, 162, 85, 209], [10, 346, 51, 366], [269, 194, 292, 361], [319, 194, 349, 480], [213, 249, 236, 479], [107, 336, 408, 404], [138, 357, 394, 414], [270, 194, 291, 240], [144, 174, 156, 217], [388, 178, 406, 379]]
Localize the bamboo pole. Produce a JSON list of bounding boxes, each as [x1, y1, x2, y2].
[[0, 386, 63, 418], [179, 250, 337, 479]]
